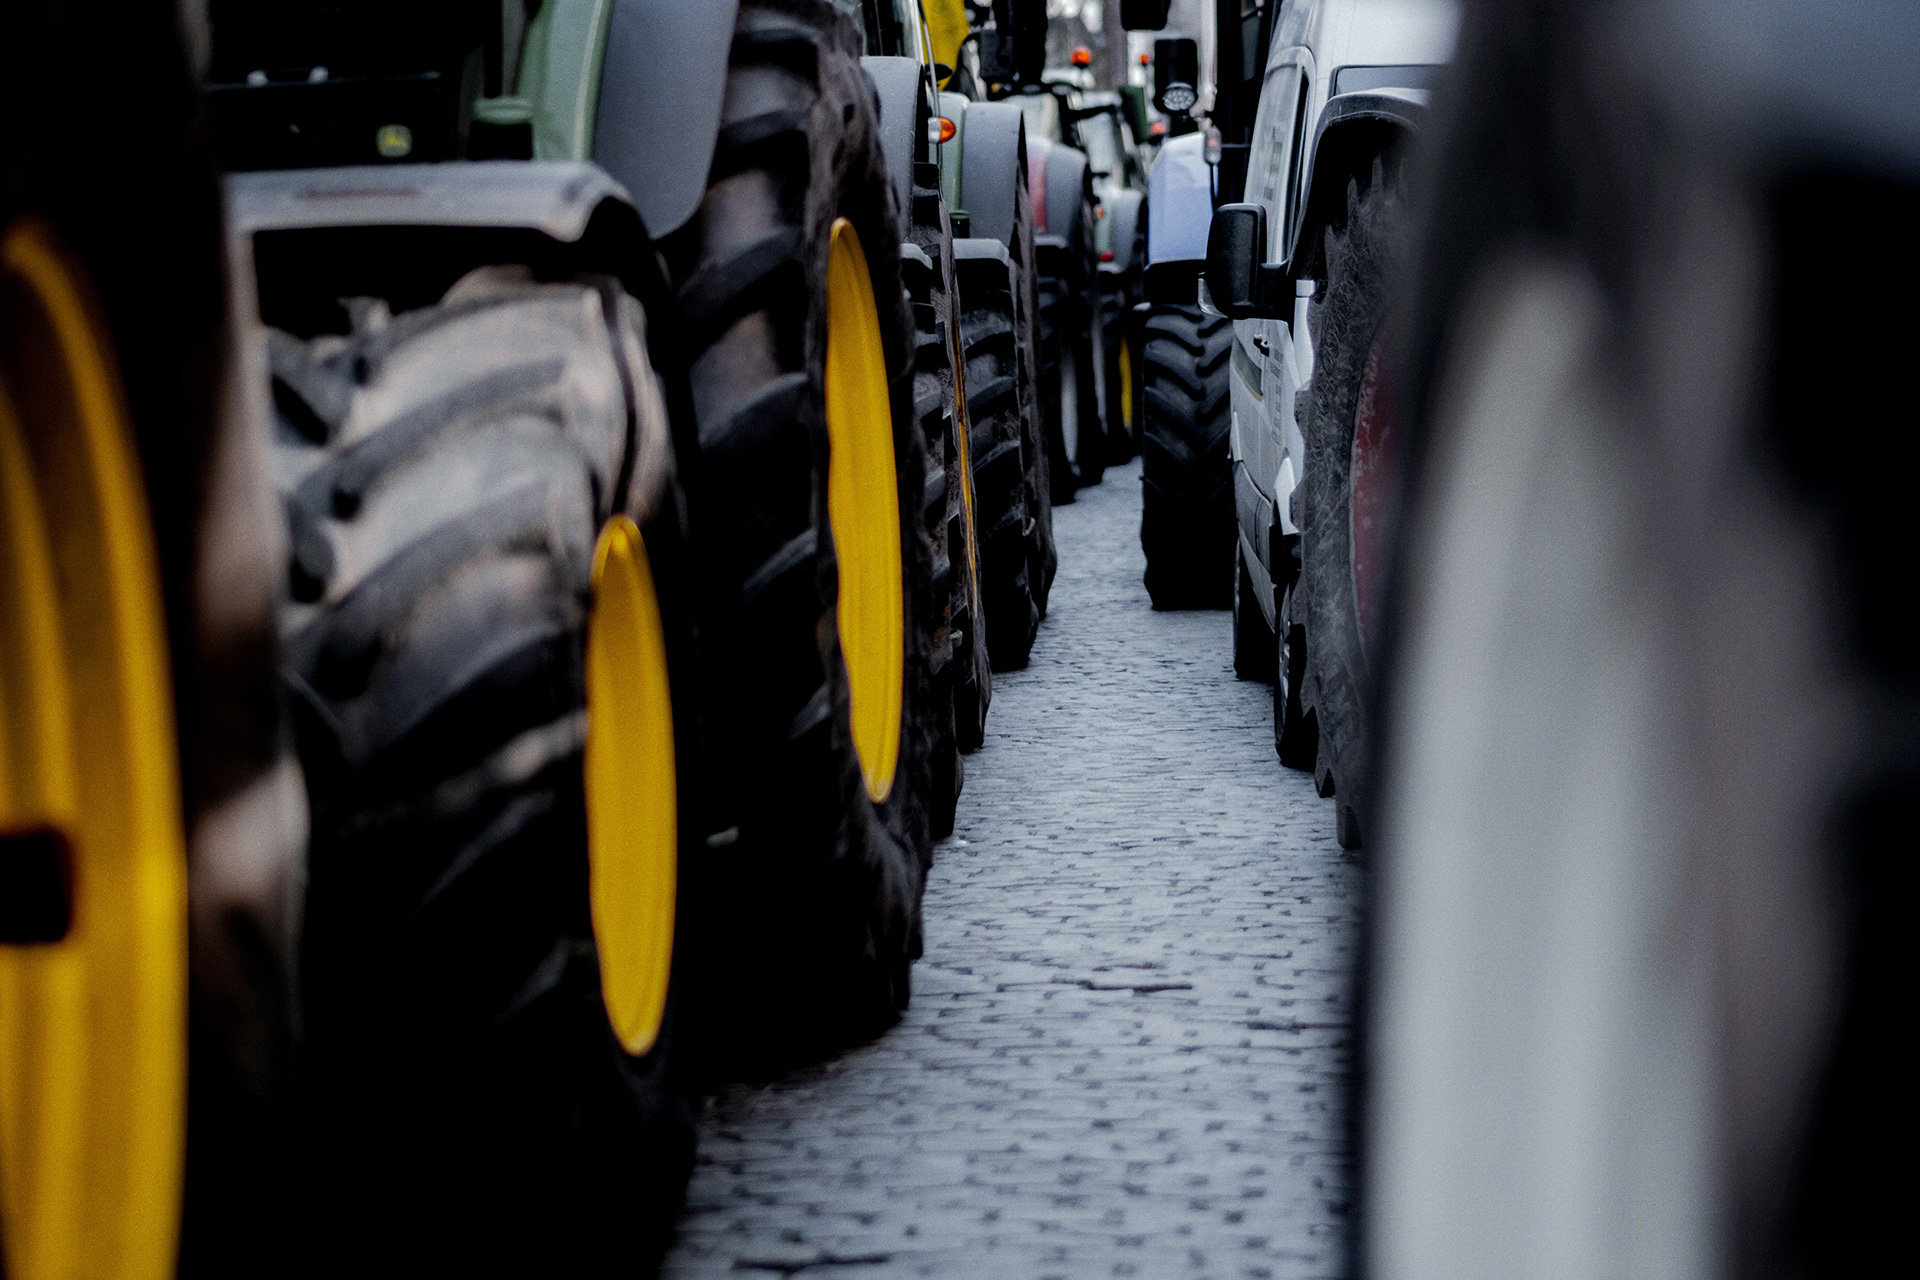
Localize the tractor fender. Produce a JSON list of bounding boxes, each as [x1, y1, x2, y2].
[[590, 0, 740, 239], [1038, 141, 1091, 247], [1146, 131, 1212, 266], [936, 90, 970, 218], [862, 55, 925, 236], [1102, 188, 1145, 274], [1282, 89, 1426, 277], [958, 100, 1030, 247]]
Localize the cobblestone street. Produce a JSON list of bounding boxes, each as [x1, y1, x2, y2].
[[663, 460, 1360, 1279]]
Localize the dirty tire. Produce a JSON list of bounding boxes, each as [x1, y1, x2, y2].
[[1298, 160, 1402, 848], [957, 249, 1042, 671], [1037, 204, 1104, 500], [1233, 538, 1277, 682], [1140, 304, 1233, 609], [910, 196, 992, 763], [1011, 182, 1058, 621], [269, 274, 696, 1273], [903, 235, 962, 836], [663, 0, 930, 1062]]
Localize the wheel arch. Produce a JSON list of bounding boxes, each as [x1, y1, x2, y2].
[[1283, 93, 1425, 279], [957, 100, 1030, 247]]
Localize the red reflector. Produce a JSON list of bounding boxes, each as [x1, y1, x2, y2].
[[1100, 250, 1115, 262], [1139, 53, 1151, 65]]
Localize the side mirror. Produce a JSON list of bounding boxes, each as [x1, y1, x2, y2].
[[1120, 0, 1172, 30], [1153, 38, 1199, 115], [1205, 204, 1286, 320]]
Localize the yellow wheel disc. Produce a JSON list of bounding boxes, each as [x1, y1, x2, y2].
[[1118, 333, 1135, 432], [585, 516, 677, 1057], [0, 217, 187, 1280], [824, 218, 905, 803]]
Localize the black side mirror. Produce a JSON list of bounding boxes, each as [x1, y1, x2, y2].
[[1153, 38, 1199, 115], [1206, 204, 1287, 319], [1120, 0, 1172, 30]]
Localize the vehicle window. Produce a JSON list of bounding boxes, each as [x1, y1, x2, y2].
[[1281, 73, 1312, 259], [1332, 64, 1441, 95], [1245, 62, 1300, 258]]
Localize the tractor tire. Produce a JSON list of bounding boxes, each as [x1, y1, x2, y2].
[[1297, 160, 1404, 848], [660, 0, 932, 1062], [1233, 538, 1277, 682], [1140, 304, 1233, 610], [1036, 200, 1104, 501], [1099, 214, 1148, 462], [268, 270, 697, 1272], [1012, 181, 1058, 622], [909, 189, 991, 766], [902, 235, 968, 835], [6, 4, 306, 1274], [957, 246, 1042, 672]]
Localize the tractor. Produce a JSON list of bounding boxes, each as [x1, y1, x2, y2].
[[7, 0, 961, 1271]]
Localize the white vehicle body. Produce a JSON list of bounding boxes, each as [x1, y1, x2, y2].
[[1231, 0, 1458, 631]]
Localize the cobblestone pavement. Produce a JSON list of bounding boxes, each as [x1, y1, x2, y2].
[[662, 459, 1359, 1279]]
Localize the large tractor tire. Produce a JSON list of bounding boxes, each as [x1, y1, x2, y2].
[[1099, 204, 1148, 462], [909, 184, 991, 772], [1036, 199, 1105, 502], [1011, 177, 1058, 623], [5, 3, 304, 1276], [956, 242, 1042, 672], [1297, 159, 1404, 849], [1140, 304, 1233, 610], [267, 268, 697, 1272], [662, 0, 932, 1061]]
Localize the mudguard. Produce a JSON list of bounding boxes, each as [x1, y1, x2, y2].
[[1146, 131, 1212, 266], [226, 161, 633, 242], [958, 100, 1029, 247], [862, 55, 924, 235], [589, 0, 739, 239], [1281, 89, 1426, 277], [1102, 188, 1145, 274], [936, 90, 970, 217], [1036, 141, 1090, 245]]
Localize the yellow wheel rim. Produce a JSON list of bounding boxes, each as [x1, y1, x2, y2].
[[824, 219, 904, 803], [1118, 333, 1135, 432], [0, 217, 187, 1280], [585, 516, 677, 1057]]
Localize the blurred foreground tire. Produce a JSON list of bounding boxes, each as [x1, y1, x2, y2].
[[1363, 1, 1915, 1274], [4, 3, 305, 1276]]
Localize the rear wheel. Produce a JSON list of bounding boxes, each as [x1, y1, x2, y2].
[[268, 270, 696, 1271], [1140, 304, 1233, 609], [1, 217, 189, 1280], [1037, 199, 1104, 501], [664, 1, 931, 1058], [957, 244, 1040, 671], [1297, 160, 1404, 848]]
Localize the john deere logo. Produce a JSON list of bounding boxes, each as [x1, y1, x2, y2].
[[375, 124, 413, 159]]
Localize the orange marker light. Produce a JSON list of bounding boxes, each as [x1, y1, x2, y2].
[[1150, 120, 1167, 136], [1071, 46, 1092, 67], [930, 116, 957, 145], [1139, 52, 1152, 65]]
